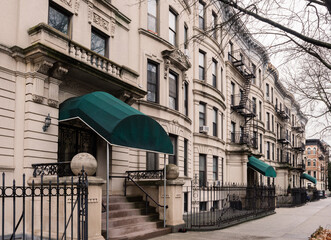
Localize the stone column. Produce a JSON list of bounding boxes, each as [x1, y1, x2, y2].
[[158, 179, 185, 231]]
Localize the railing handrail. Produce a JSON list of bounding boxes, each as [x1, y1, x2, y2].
[[108, 175, 168, 209], [127, 175, 168, 209]]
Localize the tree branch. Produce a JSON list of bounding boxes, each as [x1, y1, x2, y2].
[[218, 0, 331, 49]]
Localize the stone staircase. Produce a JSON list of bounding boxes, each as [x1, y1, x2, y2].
[[102, 195, 171, 240]]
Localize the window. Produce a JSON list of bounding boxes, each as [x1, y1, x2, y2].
[[147, 60, 159, 103], [314, 171, 316, 178], [260, 133, 263, 153], [213, 156, 218, 181], [252, 97, 257, 114], [91, 29, 107, 56], [221, 67, 224, 93], [169, 135, 177, 165], [199, 154, 207, 186], [169, 71, 178, 110], [48, 3, 70, 35], [252, 63, 256, 85], [231, 122, 236, 142], [240, 126, 244, 143], [266, 112, 270, 130], [213, 108, 218, 137], [147, 0, 158, 33], [211, 12, 217, 39], [228, 41, 233, 61], [307, 148, 311, 154], [221, 112, 224, 140], [313, 147, 316, 155], [58, 124, 96, 162], [258, 69, 262, 87], [272, 115, 274, 132], [231, 82, 235, 105], [308, 159, 311, 166], [271, 87, 274, 103], [199, 103, 206, 127], [266, 83, 270, 99], [184, 24, 188, 50], [313, 159, 316, 166], [199, 51, 205, 80], [267, 141, 270, 159], [198, 2, 205, 30], [146, 152, 158, 170], [308, 170, 311, 175], [212, 59, 217, 88], [200, 202, 207, 211], [169, 10, 177, 45], [272, 143, 275, 160], [259, 101, 262, 120], [184, 139, 188, 176], [184, 82, 188, 116]]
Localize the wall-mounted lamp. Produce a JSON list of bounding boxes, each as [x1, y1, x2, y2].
[[43, 114, 51, 132]]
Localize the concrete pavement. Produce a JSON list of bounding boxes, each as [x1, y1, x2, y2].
[[152, 197, 331, 240]]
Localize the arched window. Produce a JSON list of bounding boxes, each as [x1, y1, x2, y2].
[[313, 159, 316, 166], [313, 147, 316, 155], [307, 159, 311, 166], [307, 148, 311, 154]]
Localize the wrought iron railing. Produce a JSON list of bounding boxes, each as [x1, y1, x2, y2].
[[231, 94, 256, 116], [275, 106, 290, 120], [126, 170, 164, 180], [230, 131, 249, 144], [1, 170, 88, 239], [32, 162, 73, 177], [228, 50, 256, 80], [183, 178, 275, 230]]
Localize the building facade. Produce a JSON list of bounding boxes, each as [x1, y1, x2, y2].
[[305, 139, 329, 190], [0, 0, 308, 208]]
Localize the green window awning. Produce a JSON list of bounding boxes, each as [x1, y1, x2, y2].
[[301, 173, 317, 184], [248, 156, 277, 178], [59, 91, 173, 154]]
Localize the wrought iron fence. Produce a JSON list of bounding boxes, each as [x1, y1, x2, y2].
[[0, 170, 88, 239], [32, 161, 73, 177], [183, 178, 275, 230], [276, 187, 307, 207], [126, 170, 164, 180]]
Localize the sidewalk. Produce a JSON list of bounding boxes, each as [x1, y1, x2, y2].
[[151, 198, 331, 240]]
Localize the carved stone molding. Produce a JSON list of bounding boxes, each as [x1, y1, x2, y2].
[[60, 0, 72, 7], [32, 94, 44, 104], [74, 0, 81, 15], [88, 1, 94, 23], [162, 49, 191, 72], [34, 60, 53, 75], [48, 99, 59, 108], [50, 63, 69, 80], [93, 13, 109, 31], [110, 18, 116, 38], [164, 59, 170, 80]]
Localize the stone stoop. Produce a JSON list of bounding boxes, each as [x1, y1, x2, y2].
[[102, 195, 171, 240]]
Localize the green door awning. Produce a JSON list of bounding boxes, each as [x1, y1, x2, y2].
[[248, 156, 277, 178], [301, 173, 317, 184], [59, 91, 173, 154]]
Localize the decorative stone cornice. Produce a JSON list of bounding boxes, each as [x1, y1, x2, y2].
[[161, 49, 191, 72], [93, 12, 109, 31], [34, 60, 54, 75], [59, 0, 72, 7]]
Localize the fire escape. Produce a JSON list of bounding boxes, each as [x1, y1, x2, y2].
[[229, 50, 258, 149]]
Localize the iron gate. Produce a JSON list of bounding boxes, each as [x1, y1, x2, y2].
[[1, 170, 88, 239], [184, 177, 275, 230]]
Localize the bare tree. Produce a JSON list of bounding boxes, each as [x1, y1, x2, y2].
[[216, 0, 331, 139]]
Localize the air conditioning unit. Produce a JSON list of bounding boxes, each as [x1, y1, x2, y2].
[[199, 125, 209, 133], [184, 49, 190, 58]]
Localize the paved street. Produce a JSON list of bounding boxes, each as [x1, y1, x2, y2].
[[152, 198, 331, 240]]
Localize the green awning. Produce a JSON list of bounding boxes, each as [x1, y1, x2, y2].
[[248, 156, 277, 178], [59, 91, 173, 154], [301, 173, 317, 184]]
